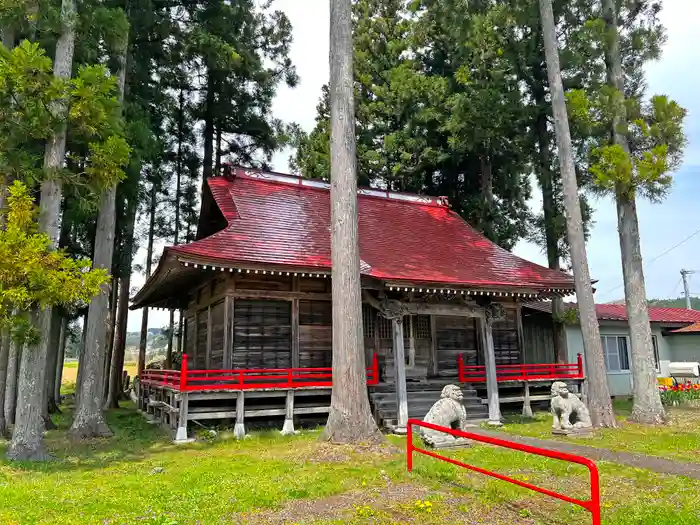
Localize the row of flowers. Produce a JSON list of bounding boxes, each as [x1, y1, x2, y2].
[[659, 381, 700, 405]]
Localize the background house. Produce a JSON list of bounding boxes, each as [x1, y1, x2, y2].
[[524, 303, 700, 396]]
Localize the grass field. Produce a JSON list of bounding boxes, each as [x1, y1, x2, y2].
[[1, 402, 700, 524], [496, 399, 700, 461]]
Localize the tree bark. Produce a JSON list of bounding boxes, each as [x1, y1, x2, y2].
[[4, 339, 21, 426], [480, 156, 495, 242], [534, 105, 568, 362], [0, 329, 10, 436], [539, 0, 616, 427], [54, 316, 68, 405], [75, 311, 88, 406], [322, 0, 382, 444], [138, 182, 157, 375], [602, 0, 665, 425], [7, 310, 54, 460], [70, 21, 129, 438], [103, 279, 119, 402], [70, 188, 117, 439], [166, 310, 174, 368], [202, 70, 216, 182], [214, 125, 222, 177], [106, 188, 137, 408], [8, 0, 77, 461], [42, 309, 63, 427], [106, 274, 130, 408], [1, 24, 15, 50]]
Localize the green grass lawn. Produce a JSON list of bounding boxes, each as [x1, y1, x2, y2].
[[496, 399, 700, 461], [1, 402, 700, 524]]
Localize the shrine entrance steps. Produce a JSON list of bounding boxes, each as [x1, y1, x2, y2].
[[369, 379, 488, 430]]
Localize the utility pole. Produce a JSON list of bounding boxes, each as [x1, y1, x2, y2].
[[681, 269, 695, 310]]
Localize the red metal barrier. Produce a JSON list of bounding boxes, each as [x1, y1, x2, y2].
[[141, 353, 380, 391], [458, 353, 584, 382], [407, 419, 601, 525]]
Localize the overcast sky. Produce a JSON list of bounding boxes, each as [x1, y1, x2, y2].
[[127, 0, 700, 331]]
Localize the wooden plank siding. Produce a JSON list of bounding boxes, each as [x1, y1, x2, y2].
[[209, 300, 225, 369], [233, 299, 292, 369], [491, 308, 521, 365], [195, 309, 208, 369], [435, 316, 479, 376], [178, 272, 531, 377], [521, 309, 556, 364]]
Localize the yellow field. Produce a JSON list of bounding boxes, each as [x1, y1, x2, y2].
[[61, 361, 139, 385]]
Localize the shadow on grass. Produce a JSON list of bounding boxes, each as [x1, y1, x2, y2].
[[0, 401, 190, 473], [0, 401, 326, 475]]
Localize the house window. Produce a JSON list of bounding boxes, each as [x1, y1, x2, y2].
[[601, 335, 629, 372], [652, 335, 660, 370]]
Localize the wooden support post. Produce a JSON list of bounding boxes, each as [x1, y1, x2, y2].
[[481, 315, 502, 426], [522, 381, 533, 418], [174, 392, 193, 443], [429, 315, 438, 377], [234, 391, 246, 439], [392, 317, 408, 434], [281, 390, 297, 435]]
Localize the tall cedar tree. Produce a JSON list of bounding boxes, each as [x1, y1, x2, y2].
[[591, 0, 684, 424], [538, 0, 616, 427], [70, 5, 129, 440], [8, 0, 78, 460], [323, 0, 382, 444]]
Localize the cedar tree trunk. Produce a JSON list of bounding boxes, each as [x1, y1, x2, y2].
[[323, 0, 382, 444], [0, 329, 10, 436], [54, 316, 68, 404], [4, 339, 21, 426], [138, 182, 157, 375], [8, 0, 77, 461], [7, 310, 54, 460], [539, 0, 616, 427], [602, 0, 665, 424], [71, 31, 128, 438], [107, 274, 131, 408]]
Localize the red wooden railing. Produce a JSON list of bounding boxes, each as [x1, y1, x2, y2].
[[407, 419, 601, 525], [141, 353, 380, 392], [458, 353, 584, 382]]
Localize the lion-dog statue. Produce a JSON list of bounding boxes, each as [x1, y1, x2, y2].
[[550, 381, 592, 432], [420, 384, 471, 448]]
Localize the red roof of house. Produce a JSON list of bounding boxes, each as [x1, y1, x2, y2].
[[168, 169, 574, 291], [669, 321, 700, 333], [526, 302, 700, 323]]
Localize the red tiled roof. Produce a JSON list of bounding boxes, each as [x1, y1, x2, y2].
[[525, 302, 700, 323], [169, 169, 575, 291], [670, 322, 700, 333]]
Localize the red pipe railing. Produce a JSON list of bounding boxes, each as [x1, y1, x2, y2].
[[407, 419, 601, 525], [141, 353, 380, 392], [458, 353, 584, 382]]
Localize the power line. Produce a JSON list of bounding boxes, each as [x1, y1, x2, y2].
[[668, 277, 682, 298], [597, 226, 700, 298]]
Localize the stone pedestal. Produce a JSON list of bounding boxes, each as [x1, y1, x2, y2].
[[552, 427, 594, 438]]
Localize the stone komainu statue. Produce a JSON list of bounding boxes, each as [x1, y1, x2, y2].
[[420, 384, 470, 447], [550, 381, 592, 431]]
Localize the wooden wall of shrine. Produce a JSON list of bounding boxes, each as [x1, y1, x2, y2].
[[181, 271, 525, 375]]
